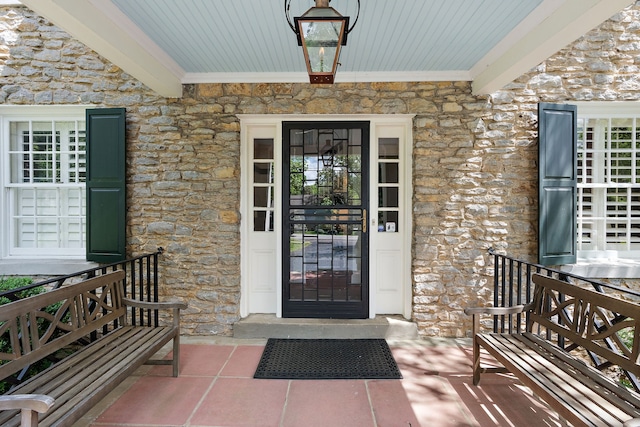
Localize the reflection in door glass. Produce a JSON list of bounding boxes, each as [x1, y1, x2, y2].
[[286, 128, 362, 207], [287, 126, 365, 304], [288, 222, 362, 302]]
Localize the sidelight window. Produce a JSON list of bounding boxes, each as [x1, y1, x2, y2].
[[377, 137, 399, 232], [253, 138, 275, 231]]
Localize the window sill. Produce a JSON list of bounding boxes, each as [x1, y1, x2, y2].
[[560, 259, 640, 279], [0, 259, 99, 276]]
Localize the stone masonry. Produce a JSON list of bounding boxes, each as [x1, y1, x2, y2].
[[2, 3, 640, 337]]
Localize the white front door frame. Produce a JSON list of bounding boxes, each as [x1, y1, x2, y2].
[[239, 114, 414, 319]]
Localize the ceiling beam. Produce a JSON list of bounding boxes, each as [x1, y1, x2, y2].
[[20, 0, 184, 98], [471, 0, 635, 95], [181, 71, 472, 85]]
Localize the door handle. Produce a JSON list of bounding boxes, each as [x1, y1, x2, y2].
[[362, 209, 367, 233]]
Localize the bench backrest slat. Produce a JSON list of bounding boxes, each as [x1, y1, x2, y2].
[[530, 273, 640, 376], [0, 270, 127, 381]]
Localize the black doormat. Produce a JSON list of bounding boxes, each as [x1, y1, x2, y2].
[[254, 338, 402, 380]]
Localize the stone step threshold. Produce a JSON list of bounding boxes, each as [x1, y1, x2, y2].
[[233, 314, 419, 340]]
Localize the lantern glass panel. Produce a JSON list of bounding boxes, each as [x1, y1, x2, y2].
[[299, 20, 345, 73]]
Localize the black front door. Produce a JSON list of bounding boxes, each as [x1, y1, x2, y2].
[[283, 121, 369, 318]]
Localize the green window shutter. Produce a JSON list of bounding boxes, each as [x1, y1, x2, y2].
[[538, 102, 577, 266], [86, 108, 126, 263]]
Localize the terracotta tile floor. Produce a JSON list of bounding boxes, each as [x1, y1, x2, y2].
[[74, 337, 564, 427]]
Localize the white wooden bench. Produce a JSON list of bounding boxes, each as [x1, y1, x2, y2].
[[0, 270, 187, 427], [465, 273, 640, 427]]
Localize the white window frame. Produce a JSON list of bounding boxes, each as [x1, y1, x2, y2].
[[576, 103, 640, 261], [0, 106, 89, 261]]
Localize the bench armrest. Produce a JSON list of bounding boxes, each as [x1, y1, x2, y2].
[[464, 305, 529, 316], [0, 394, 54, 413], [0, 394, 54, 427], [624, 419, 640, 427], [464, 304, 532, 336], [121, 298, 187, 328], [122, 298, 187, 311]]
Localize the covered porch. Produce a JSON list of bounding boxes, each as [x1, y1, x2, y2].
[[74, 337, 561, 427], [3, 250, 634, 426], [3, 250, 628, 426]]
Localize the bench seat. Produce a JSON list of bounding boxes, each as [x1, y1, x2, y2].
[[0, 326, 176, 427], [478, 332, 640, 427]]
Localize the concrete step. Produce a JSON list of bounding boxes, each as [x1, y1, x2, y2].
[[233, 314, 419, 340]]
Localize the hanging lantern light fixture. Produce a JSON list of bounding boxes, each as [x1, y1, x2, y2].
[[320, 138, 335, 167], [285, 0, 360, 84]]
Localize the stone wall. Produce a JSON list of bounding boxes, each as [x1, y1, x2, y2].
[[2, 4, 640, 337]]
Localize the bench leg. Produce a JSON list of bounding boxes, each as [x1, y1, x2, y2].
[[172, 334, 180, 377], [471, 313, 481, 385], [22, 409, 39, 427], [472, 334, 481, 385]]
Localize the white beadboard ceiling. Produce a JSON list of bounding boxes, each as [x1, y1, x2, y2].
[[19, 0, 636, 97], [111, 0, 539, 73]]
